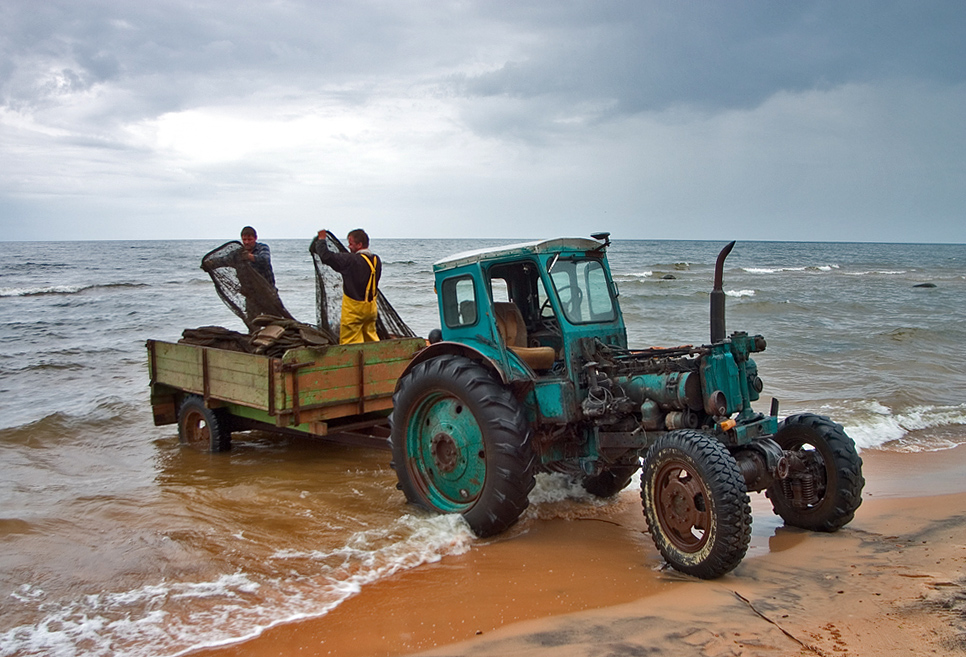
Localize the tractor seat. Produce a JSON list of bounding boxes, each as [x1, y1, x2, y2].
[[492, 302, 556, 371]]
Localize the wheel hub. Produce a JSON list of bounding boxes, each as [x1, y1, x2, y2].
[[431, 432, 460, 473], [183, 410, 210, 449], [655, 463, 710, 551]]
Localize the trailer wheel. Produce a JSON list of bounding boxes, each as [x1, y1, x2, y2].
[[389, 356, 535, 538], [178, 395, 231, 452], [582, 461, 639, 498], [766, 413, 864, 532], [641, 430, 751, 579]]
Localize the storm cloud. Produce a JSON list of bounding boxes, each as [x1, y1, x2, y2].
[[2, 1, 964, 242]]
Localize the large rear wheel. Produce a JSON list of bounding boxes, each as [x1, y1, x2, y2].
[[389, 356, 535, 538], [641, 430, 751, 579], [177, 395, 231, 452], [766, 413, 864, 531]]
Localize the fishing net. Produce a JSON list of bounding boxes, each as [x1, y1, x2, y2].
[[200, 241, 295, 331], [310, 233, 417, 340], [179, 318, 337, 358]]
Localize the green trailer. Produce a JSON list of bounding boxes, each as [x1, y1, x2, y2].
[[147, 337, 426, 451]]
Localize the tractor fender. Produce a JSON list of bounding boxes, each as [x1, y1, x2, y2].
[[400, 341, 512, 386]]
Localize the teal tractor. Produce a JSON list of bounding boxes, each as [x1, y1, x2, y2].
[[389, 234, 864, 578]]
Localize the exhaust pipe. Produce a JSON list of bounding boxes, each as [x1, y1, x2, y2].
[[710, 241, 736, 343]]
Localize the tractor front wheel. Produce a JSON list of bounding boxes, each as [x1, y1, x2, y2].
[[766, 413, 864, 532], [641, 430, 751, 578], [389, 356, 535, 538]]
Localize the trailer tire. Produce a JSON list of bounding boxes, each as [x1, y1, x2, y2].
[[641, 430, 751, 579], [582, 461, 639, 498], [390, 355, 535, 538], [766, 413, 864, 532], [178, 395, 231, 452]]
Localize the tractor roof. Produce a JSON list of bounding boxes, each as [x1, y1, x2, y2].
[[434, 237, 604, 272]]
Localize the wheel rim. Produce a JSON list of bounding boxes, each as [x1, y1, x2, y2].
[[406, 391, 486, 513], [653, 458, 711, 552], [181, 408, 211, 450]]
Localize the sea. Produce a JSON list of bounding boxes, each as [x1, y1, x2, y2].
[[1, 237, 964, 657]]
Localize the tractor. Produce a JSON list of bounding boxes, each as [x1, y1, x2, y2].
[[389, 234, 864, 578]]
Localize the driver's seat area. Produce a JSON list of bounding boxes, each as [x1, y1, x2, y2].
[[493, 302, 556, 371]]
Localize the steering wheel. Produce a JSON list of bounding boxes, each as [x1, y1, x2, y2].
[[540, 295, 554, 316]]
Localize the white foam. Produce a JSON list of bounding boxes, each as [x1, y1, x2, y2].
[[742, 264, 839, 274], [528, 470, 641, 505], [725, 289, 755, 298], [528, 472, 597, 504], [821, 400, 966, 452], [742, 266, 806, 274], [0, 515, 475, 657], [0, 285, 84, 297]]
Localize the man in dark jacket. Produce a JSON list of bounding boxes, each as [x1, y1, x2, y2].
[[315, 228, 381, 344], [240, 226, 275, 287]]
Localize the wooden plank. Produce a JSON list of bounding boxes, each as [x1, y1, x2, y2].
[[205, 348, 271, 409], [291, 361, 407, 403], [283, 396, 395, 424], [292, 379, 398, 406], [282, 338, 425, 368], [152, 342, 204, 393], [150, 341, 273, 409], [277, 339, 422, 419], [291, 364, 408, 407]]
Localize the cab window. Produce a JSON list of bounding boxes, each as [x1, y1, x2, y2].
[[441, 276, 478, 328], [549, 258, 616, 323]]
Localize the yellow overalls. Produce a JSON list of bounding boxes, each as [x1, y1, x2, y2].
[[340, 253, 380, 344]]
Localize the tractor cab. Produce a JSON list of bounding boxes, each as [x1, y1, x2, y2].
[[431, 235, 626, 384]]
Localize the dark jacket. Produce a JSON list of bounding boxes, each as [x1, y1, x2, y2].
[[249, 242, 275, 287], [316, 248, 381, 302]]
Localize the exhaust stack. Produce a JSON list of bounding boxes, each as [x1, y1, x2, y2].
[[710, 241, 736, 343]]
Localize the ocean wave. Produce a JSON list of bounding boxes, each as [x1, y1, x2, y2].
[[742, 266, 806, 274], [742, 265, 839, 274], [639, 262, 690, 271], [725, 289, 756, 298], [0, 283, 148, 298], [822, 400, 966, 452], [0, 346, 129, 376], [0, 399, 141, 441], [842, 270, 908, 276], [0, 513, 473, 657], [0, 262, 69, 274]]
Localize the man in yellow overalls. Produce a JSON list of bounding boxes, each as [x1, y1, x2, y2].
[[315, 229, 381, 344]]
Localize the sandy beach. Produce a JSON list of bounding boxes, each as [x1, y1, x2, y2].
[[197, 445, 966, 657]]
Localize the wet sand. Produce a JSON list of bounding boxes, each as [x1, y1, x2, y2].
[[197, 445, 966, 657]]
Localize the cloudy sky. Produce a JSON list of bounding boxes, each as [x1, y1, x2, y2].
[[2, 1, 964, 243]]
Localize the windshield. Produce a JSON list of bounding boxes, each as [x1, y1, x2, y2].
[[548, 257, 616, 323]]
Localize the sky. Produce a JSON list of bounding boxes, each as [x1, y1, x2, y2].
[[1, 1, 964, 243]]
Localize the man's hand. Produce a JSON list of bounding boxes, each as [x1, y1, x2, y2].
[[317, 230, 327, 241]]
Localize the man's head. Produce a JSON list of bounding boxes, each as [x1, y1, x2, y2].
[[347, 228, 369, 253], [241, 226, 257, 251]]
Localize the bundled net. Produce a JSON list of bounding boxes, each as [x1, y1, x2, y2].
[[310, 234, 416, 340], [200, 241, 295, 331], [180, 318, 336, 358]]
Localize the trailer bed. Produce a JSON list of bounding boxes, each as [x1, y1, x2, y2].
[[148, 337, 425, 446]]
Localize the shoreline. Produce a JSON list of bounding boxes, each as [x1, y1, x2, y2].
[[195, 445, 966, 657]]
